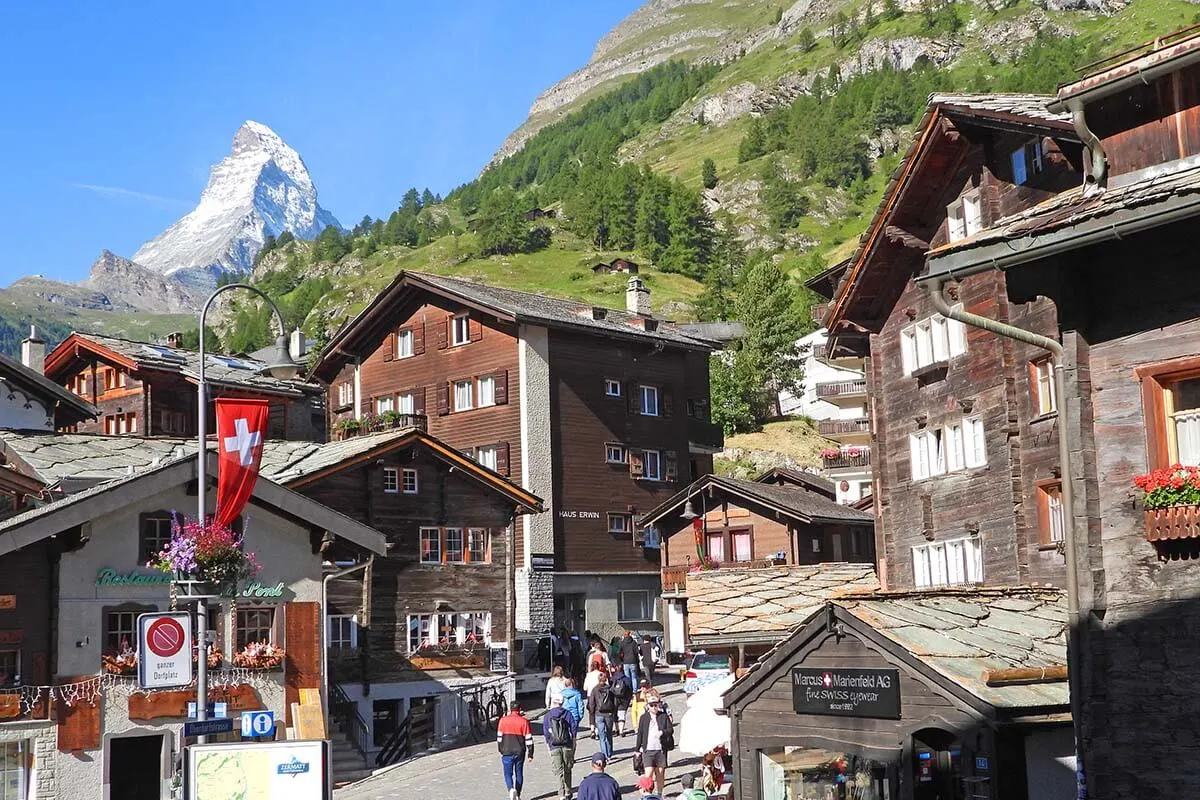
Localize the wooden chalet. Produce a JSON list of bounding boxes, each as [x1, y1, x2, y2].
[[43, 332, 324, 441], [639, 471, 875, 665], [0, 327, 97, 433], [310, 270, 722, 643], [591, 258, 639, 275]]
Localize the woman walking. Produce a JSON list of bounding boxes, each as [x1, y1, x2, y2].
[[635, 694, 675, 797]]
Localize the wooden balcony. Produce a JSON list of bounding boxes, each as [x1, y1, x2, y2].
[[815, 380, 868, 403], [335, 413, 429, 440], [662, 564, 689, 596], [822, 449, 872, 470], [817, 418, 871, 437]]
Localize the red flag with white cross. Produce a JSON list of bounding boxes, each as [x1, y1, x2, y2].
[[214, 399, 269, 528]]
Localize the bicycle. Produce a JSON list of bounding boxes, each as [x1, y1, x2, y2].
[[484, 682, 507, 725]]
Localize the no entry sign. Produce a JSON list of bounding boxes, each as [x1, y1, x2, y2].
[[138, 612, 193, 690]]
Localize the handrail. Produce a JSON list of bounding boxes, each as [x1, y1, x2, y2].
[[329, 680, 371, 769], [376, 673, 512, 767], [376, 712, 411, 767]]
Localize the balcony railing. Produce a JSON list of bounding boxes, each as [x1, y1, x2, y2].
[[816, 380, 868, 399], [335, 412, 429, 439], [662, 564, 689, 594], [811, 343, 830, 361], [818, 418, 871, 437], [822, 450, 872, 469]]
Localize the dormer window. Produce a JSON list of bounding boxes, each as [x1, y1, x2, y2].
[[1011, 141, 1044, 186], [946, 190, 982, 243]]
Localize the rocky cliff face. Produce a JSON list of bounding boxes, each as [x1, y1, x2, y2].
[[132, 121, 340, 288], [82, 250, 205, 314]]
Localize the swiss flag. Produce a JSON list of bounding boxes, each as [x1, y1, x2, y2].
[[215, 399, 270, 528]]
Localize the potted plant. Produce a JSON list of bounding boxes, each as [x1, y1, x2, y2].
[[1135, 465, 1200, 542], [232, 641, 285, 670], [820, 447, 841, 459], [380, 410, 405, 429], [192, 643, 223, 670], [335, 418, 362, 439], [359, 412, 380, 432], [147, 515, 262, 597], [102, 640, 139, 676]]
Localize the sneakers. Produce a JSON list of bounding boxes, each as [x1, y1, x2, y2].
[[509, 789, 517, 800]]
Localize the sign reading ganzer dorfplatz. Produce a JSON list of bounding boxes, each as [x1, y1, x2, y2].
[[792, 667, 901, 719]]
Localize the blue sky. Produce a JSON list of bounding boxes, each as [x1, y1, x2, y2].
[[0, 1, 642, 284]]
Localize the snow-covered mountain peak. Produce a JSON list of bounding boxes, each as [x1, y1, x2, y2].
[[131, 121, 339, 286]]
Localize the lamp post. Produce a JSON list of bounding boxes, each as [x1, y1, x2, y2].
[[193, 283, 300, 743]]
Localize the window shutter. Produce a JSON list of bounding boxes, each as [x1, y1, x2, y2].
[[496, 442, 510, 476], [662, 390, 673, 418], [414, 386, 427, 416], [56, 675, 102, 751], [665, 450, 678, 481], [629, 450, 645, 478], [283, 601, 321, 727], [384, 333, 395, 362], [493, 370, 509, 405], [437, 383, 450, 416], [437, 317, 449, 350], [469, 318, 484, 342], [412, 321, 426, 355]]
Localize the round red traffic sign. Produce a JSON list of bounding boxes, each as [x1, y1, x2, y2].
[[146, 617, 185, 658]]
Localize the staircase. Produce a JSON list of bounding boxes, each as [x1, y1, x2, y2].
[[328, 681, 374, 786], [329, 724, 374, 785]]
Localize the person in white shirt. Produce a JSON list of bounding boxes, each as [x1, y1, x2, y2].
[[545, 664, 567, 708]]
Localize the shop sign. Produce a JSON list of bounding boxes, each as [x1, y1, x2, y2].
[[530, 554, 555, 573], [0, 596, 15, 610], [96, 568, 172, 587], [791, 667, 901, 719], [239, 581, 290, 601], [558, 510, 600, 519], [490, 644, 509, 673]]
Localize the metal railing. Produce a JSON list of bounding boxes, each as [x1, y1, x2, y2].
[[329, 681, 371, 769], [816, 380, 868, 399], [375, 673, 512, 768], [818, 418, 871, 437]]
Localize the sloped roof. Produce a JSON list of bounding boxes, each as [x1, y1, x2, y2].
[[45, 332, 319, 398], [928, 93, 1071, 128], [754, 467, 836, 498], [0, 351, 97, 424], [641, 474, 872, 528], [686, 563, 879, 644]]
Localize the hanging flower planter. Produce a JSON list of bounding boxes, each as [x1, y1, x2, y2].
[[192, 644, 223, 670], [1134, 465, 1200, 542], [102, 642, 138, 676], [147, 515, 262, 596], [232, 642, 285, 670]]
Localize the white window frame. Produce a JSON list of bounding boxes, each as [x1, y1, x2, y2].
[[453, 380, 473, 412], [444, 528, 465, 563], [397, 392, 415, 415], [407, 612, 491, 653], [618, 590, 653, 623], [337, 382, 354, 408], [376, 396, 394, 414], [606, 379, 622, 397], [900, 308, 967, 376], [327, 615, 359, 651], [643, 450, 662, 481], [605, 443, 626, 464], [947, 202, 967, 242], [396, 329, 414, 359], [0, 740, 27, 800], [452, 315, 471, 346], [641, 385, 660, 417], [383, 467, 399, 493], [1033, 358, 1057, 416], [477, 376, 496, 408], [607, 513, 630, 535], [912, 536, 982, 588], [420, 528, 441, 564], [402, 468, 419, 494], [467, 528, 489, 563], [476, 446, 498, 471], [963, 416, 987, 468], [963, 192, 982, 236]]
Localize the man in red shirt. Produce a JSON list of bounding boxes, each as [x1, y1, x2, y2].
[[497, 701, 535, 800]]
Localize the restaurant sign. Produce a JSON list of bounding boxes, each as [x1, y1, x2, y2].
[[96, 568, 172, 587], [791, 667, 901, 719]]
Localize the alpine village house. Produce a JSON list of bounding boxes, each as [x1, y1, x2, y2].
[[310, 271, 723, 642]]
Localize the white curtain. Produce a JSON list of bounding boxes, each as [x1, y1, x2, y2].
[[1176, 409, 1200, 466]]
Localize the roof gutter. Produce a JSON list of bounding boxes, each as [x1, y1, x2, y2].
[[1050, 41, 1200, 114], [923, 279, 1086, 795]]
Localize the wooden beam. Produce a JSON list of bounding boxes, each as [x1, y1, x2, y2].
[[883, 225, 930, 250]]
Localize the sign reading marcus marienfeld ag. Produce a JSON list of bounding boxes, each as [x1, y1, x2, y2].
[[792, 667, 901, 719]]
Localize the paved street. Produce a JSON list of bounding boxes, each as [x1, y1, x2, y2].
[[337, 681, 709, 800]]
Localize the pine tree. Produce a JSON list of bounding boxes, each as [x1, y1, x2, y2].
[[735, 256, 806, 410], [477, 187, 528, 256], [421, 188, 437, 207], [401, 188, 422, 215], [797, 28, 816, 53], [605, 165, 640, 250], [701, 158, 718, 190], [634, 173, 671, 262], [738, 119, 768, 163], [693, 222, 744, 321], [658, 187, 714, 278]]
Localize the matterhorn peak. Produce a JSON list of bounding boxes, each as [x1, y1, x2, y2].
[[131, 121, 340, 288]]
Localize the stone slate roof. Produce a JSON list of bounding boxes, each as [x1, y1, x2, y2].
[[641, 474, 872, 527], [259, 428, 421, 483], [56, 333, 318, 398], [0, 352, 97, 423], [929, 93, 1071, 127], [686, 563, 880, 644]]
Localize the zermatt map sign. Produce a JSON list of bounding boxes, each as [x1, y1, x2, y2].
[[138, 612, 193, 690]]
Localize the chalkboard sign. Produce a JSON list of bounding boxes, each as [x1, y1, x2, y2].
[[791, 667, 901, 719], [530, 554, 555, 573], [490, 646, 509, 673]]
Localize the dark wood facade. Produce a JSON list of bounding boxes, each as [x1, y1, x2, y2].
[[0, 540, 54, 699]]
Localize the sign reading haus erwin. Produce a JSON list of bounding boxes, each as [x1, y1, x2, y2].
[[791, 667, 901, 719]]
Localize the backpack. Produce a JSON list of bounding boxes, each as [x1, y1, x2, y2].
[[611, 673, 631, 700], [597, 686, 616, 714], [548, 712, 573, 747]]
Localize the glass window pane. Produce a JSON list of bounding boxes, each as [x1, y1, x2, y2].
[[733, 532, 752, 562], [706, 533, 725, 563]]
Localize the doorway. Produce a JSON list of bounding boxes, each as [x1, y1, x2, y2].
[[913, 729, 965, 800], [108, 734, 163, 800]]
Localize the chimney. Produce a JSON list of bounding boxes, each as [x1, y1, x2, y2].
[[166, 331, 183, 348], [20, 326, 44, 374], [626, 276, 650, 316], [290, 328, 306, 360]]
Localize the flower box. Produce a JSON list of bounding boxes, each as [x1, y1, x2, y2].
[[232, 642, 285, 670], [409, 654, 486, 671], [1144, 506, 1200, 542], [1133, 466, 1200, 542]]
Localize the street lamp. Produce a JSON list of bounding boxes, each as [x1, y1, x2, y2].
[[192, 282, 301, 743]]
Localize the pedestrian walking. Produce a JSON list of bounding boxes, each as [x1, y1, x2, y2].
[[635, 694, 674, 797], [577, 753, 622, 800], [583, 661, 604, 734], [546, 664, 567, 708], [586, 671, 618, 759], [608, 663, 633, 736], [619, 631, 640, 686], [562, 677, 586, 729], [588, 639, 609, 673], [629, 678, 651, 732], [497, 701, 535, 800], [544, 696, 580, 800], [639, 635, 656, 684]]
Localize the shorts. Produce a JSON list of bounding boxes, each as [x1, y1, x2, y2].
[[643, 750, 668, 768]]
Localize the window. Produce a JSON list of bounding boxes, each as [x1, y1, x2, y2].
[[383, 468, 399, 493], [476, 446, 498, 471], [445, 528, 465, 563], [376, 396, 394, 414], [397, 392, 414, 415], [607, 513, 630, 535], [963, 416, 986, 468], [236, 607, 276, 649], [1031, 358, 1058, 416], [160, 410, 187, 435], [104, 369, 116, 392], [963, 193, 982, 236], [0, 740, 27, 800], [606, 379, 622, 397], [0, 651, 17, 688], [947, 192, 983, 242], [104, 610, 138, 653], [640, 385, 660, 416], [911, 417, 985, 480], [900, 310, 967, 375], [605, 443, 626, 464], [407, 612, 491, 652], [909, 429, 943, 481], [1011, 141, 1044, 185], [402, 468, 419, 494], [453, 380, 473, 411], [420, 528, 441, 563], [119, 371, 127, 388], [452, 315, 471, 346], [140, 513, 174, 563], [328, 615, 358, 651], [947, 203, 966, 242], [337, 382, 354, 408], [396, 329, 414, 359], [1038, 482, 1066, 547], [476, 375, 496, 408], [732, 531, 752, 562], [104, 415, 114, 435], [913, 536, 982, 588], [686, 399, 697, 418], [706, 532, 725, 563], [467, 529, 489, 562], [618, 590, 652, 622], [643, 450, 662, 481]]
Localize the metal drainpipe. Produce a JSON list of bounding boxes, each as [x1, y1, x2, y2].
[[322, 561, 371, 723], [1070, 103, 1107, 189], [924, 280, 1087, 798]]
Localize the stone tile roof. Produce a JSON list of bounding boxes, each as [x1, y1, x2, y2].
[[0, 352, 98, 423], [0, 431, 197, 485], [685, 563, 879, 644], [642, 474, 872, 528], [259, 429, 421, 483], [63, 333, 319, 397], [929, 93, 1071, 127]]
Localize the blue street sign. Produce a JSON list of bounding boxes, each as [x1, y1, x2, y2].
[[975, 757, 990, 771], [185, 718, 233, 737], [241, 710, 275, 738]]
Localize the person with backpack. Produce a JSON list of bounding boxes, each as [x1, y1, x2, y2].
[[607, 663, 633, 736], [544, 696, 579, 800], [635, 694, 674, 797], [619, 631, 641, 687], [677, 773, 709, 800], [586, 670, 617, 759], [562, 676, 586, 731], [497, 701, 535, 800]]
